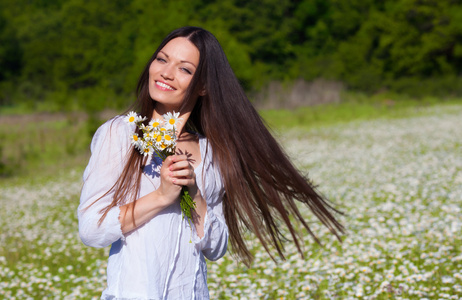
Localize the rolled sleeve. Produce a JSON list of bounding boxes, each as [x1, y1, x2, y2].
[[193, 196, 228, 261], [79, 204, 123, 248]]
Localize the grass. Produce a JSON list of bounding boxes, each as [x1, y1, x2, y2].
[[0, 112, 103, 179], [0, 100, 461, 299], [2, 96, 459, 179], [259, 95, 461, 130]]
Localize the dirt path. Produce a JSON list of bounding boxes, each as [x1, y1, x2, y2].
[[0, 110, 118, 125]]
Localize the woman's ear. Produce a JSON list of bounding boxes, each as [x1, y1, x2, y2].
[[199, 88, 206, 96]]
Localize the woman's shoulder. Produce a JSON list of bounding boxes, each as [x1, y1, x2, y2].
[[195, 133, 209, 151], [95, 115, 135, 136], [91, 115, 135, 148], [102, 115, 135, 130]]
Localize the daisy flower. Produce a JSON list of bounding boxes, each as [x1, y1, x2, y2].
[[142, 145, 153, 157], [163, 111, 182, 130], [131, 133, 141, 147], [149, 119, 162, 129], [133, 140, 145, 154], [125, 111, 138, 124], [155, 134, 163, 144], [125, 111, 146, 124], [153, 134, 163, 146], [163, 133, 173, 145], [143, 131, 152, 141]]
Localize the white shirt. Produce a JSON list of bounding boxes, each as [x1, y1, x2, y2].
[[78, 117, 228, 300]]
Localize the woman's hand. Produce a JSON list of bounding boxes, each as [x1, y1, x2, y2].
[[158, 155, 197, 205], [119, 154, 198, 234]]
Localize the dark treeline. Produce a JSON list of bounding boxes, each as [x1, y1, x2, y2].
[[1, 0, 462, 112]]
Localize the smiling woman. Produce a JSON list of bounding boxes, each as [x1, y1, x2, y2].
[[78, 26, 344, 300]]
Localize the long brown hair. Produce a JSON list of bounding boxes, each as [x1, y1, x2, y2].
[[98, 27, 344, 266]]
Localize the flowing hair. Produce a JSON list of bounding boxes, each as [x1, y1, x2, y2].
[[97, 26, 344, 266]]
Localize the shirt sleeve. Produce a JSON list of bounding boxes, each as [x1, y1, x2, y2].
[[193, 192, 229, 261], [192, 143, 229, 260], [198, 196, 229, 261], [78, 117, 133, 248]]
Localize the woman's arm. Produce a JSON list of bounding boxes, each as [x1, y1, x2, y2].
[[78, 118, 131, 248], [118, 155, 192, 233], [118, 189, 170, 234], [194, 193, 228, 261], [191, 193, 207, 238], [190, 154, 229, 260]]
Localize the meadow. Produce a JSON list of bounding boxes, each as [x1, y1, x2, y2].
[[0, 102, 461, 299]]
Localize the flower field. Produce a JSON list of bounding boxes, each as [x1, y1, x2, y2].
[[1, 104, 461, 299]]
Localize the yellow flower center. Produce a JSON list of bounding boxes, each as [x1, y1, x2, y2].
[[144, 148, 149, 153], [169, 119, 175, 125], [129, 116, 135, 123], [161, 143, 167, 149], [160, 127, 166, 131], [133, 135, 138, 141], [153, 122, 160, 127], [157, 136, 162, 142], [165, 135, 171, 141]]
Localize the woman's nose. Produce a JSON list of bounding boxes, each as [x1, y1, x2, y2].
[[161, 65, 174, 80]]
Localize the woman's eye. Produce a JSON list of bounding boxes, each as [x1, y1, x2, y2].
[[156, 57, 166, 63], [181, 68, 192, 75]]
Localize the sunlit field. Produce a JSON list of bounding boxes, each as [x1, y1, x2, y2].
[[1, 104, 461, 299]]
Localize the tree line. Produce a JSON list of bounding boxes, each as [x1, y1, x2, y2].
[[1, 0, 462, 112]]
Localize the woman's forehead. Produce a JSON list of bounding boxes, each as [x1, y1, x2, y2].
[[160, 37, 200, 67]]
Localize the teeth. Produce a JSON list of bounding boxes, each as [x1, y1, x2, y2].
[[156, 81, 174, 90]]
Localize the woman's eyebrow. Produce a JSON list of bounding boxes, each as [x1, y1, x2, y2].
[[159, 50, 169, 58], [159, 50, 197, 68]]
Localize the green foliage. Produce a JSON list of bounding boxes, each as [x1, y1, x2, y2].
[[1, 0, 462, 112]]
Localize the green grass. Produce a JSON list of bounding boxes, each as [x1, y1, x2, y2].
[[1, 96, 460, 184], [0, 113, 100, 179], [259, 96, 461, 130], [1, 96, 461, 179]]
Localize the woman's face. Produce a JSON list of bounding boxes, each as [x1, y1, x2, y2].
[[148, 37, 200, 113]]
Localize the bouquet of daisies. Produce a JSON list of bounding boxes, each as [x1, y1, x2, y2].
[[125, 111, 196, 223]]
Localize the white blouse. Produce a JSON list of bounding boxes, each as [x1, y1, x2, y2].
[[78, 117, 228, 300]]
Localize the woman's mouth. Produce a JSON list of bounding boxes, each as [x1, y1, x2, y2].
[[155, 81, 175, 91]]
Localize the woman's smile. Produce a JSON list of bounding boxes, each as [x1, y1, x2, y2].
[[155, 80, 176, 91]]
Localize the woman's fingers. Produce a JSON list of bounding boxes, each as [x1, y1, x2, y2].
[[169, 166, 195, 185], [169, 155, 190, 169], [170, 169, 194, 178], [163, 155, 176, 169], [171, 177, 195, 187], [167, 155, 196, 187], [169, 155, 194, 176]]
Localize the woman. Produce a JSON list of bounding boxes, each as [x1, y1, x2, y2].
[[78, 26, 343, 299]]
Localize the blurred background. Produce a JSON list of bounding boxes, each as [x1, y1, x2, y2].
[[1, 0, 462, 177], [2, 2, 462, 298]]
